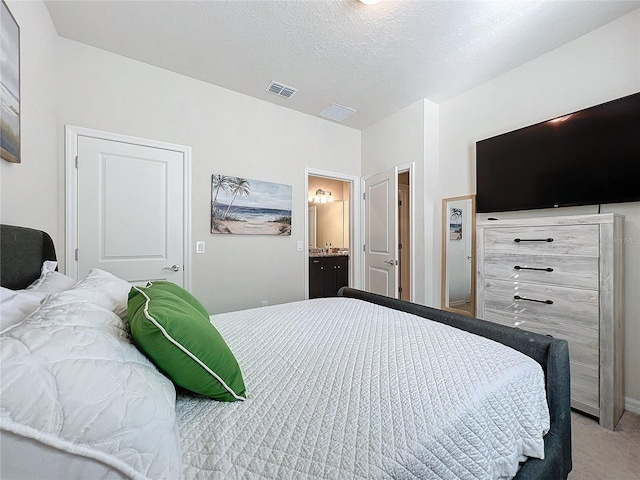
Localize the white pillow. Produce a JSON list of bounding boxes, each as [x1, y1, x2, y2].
[[0, 269, 182, 479], [26, 261, 77, 294], [0, 287, 17, 302], [0, 290, 49, 333], [0, 263, 77, 332], [58, 268, 130, 319]]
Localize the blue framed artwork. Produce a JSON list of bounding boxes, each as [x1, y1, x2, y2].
[[211, 175, 292, 235]]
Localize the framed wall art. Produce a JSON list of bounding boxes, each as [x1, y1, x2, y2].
[[1, 0, 20, 163], [211, 175, 292, 235], [449, 207, 462, 240]]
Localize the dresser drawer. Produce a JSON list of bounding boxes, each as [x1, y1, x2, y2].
[[483, 279, 599, 328], [484, 224, 599, 256], [483, 309, 599, 415], [484, 309, 598, 367], [571, 362, 600, 414], [483, 254, 599, 289]]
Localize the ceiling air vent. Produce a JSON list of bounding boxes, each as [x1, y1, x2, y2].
[[319, 103, 357, 122], [266, 81, 297, 98]]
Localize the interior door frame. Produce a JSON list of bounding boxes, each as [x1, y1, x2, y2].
[[397, 162, 415, 302], [361, 162, 415, 301], [65, 125, 192, 290], [304, 168, 361, 299]]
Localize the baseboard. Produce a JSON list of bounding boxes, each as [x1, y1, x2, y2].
[[625, 396, 640, 415]]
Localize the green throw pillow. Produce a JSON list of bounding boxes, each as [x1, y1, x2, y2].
[[137, 280, 210, 319], [127, 283, 246, 402]]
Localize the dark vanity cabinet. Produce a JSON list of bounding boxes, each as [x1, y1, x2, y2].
[[309, 255, 348, 299]]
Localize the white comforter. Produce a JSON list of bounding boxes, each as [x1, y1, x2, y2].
[[177, 297, 549, 480]]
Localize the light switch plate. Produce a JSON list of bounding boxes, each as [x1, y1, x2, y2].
[[196, 241, 205, 254], [296, 240, 303, 251]]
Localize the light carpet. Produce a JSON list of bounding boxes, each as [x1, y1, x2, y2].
[[569, 410, 640, 480]]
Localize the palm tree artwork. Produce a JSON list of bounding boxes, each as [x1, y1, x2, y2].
[[210, 174, 292, 235], [211, 175, 231, 209], [450, 207, 463, 240], [223, 177, 251, 218]]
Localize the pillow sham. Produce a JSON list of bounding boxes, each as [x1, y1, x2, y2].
[[25, 260, 76, 293], [0, 287, 17, 302], [1, 261, 78, 332], [141, 280, 210, 318], [0, 268, 129, 333], [0, 271, 182, 479], [0, 290, 47, 333], [1, 262, 75, 332], [62, 268, 131, 319], [26, 270, 77, 294], [127, 282, 246, 402]]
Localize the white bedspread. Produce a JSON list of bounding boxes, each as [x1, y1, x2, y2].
[[177, 297, 549, 480]]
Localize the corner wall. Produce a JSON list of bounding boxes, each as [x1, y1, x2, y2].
[[439, 9, 640, 408], [361, 99, 440, 306]]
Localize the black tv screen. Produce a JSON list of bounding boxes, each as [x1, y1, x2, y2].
[[476, 92, 640, 213]]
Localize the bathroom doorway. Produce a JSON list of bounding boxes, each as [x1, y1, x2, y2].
[[305, 169, 359, 299]]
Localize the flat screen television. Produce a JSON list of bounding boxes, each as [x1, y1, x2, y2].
[[476, 92, 640, 213]]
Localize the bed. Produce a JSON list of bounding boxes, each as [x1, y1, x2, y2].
[[0, 224, 572, 479]]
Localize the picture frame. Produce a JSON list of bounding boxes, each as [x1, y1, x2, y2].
[[1, 0, 20, 163], [211, 175, 292, 235], [449, 207, 462, 240]]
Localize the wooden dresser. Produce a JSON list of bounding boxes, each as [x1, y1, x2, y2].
[[476, 213, 624, 429]]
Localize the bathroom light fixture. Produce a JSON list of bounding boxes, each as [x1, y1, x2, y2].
[[358, 0, 383, 5], [309, 189, 334, 204]]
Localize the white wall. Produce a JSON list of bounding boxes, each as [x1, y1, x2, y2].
[[1, 1, 361, 314], [439, 10, 640, 408], [0, 1, 60, 246], [361, 99, 440, 306]]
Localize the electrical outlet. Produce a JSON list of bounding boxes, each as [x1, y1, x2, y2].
[[196, 241, 205, 254], [261, 300, 269, 307]]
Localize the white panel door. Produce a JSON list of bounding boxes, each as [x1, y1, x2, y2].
[[364, 167, 398, 298], [77, 135, 185, 286]]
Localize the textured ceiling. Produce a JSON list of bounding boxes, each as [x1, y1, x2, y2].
[[45, 0, 639, 130]]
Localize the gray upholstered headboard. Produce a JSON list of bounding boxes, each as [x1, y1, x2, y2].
[[0, 225, 57, 290]]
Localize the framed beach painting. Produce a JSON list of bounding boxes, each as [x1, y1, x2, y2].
[[449, 207, 462, 240], [1, 0, 20, 163], [211, 175, 292, 235]]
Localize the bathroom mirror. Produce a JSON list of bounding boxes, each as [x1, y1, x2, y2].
[[308, 201, 347, 248], [441, 195, 476, 316]]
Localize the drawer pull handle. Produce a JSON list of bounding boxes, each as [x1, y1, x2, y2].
[[514, 238, 554, 243], [514, 295, 553, 305], [514, 266, 554, 272]]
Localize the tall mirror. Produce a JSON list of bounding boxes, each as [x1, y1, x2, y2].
[[441, 195, 476, 316]]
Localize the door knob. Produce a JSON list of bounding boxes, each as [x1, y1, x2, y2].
[[168, 264, 181, 272], [383, 260, 394, 265]]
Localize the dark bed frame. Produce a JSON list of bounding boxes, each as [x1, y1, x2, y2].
[[1, 224, 572, 479], [0, 225, 57, 289]]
